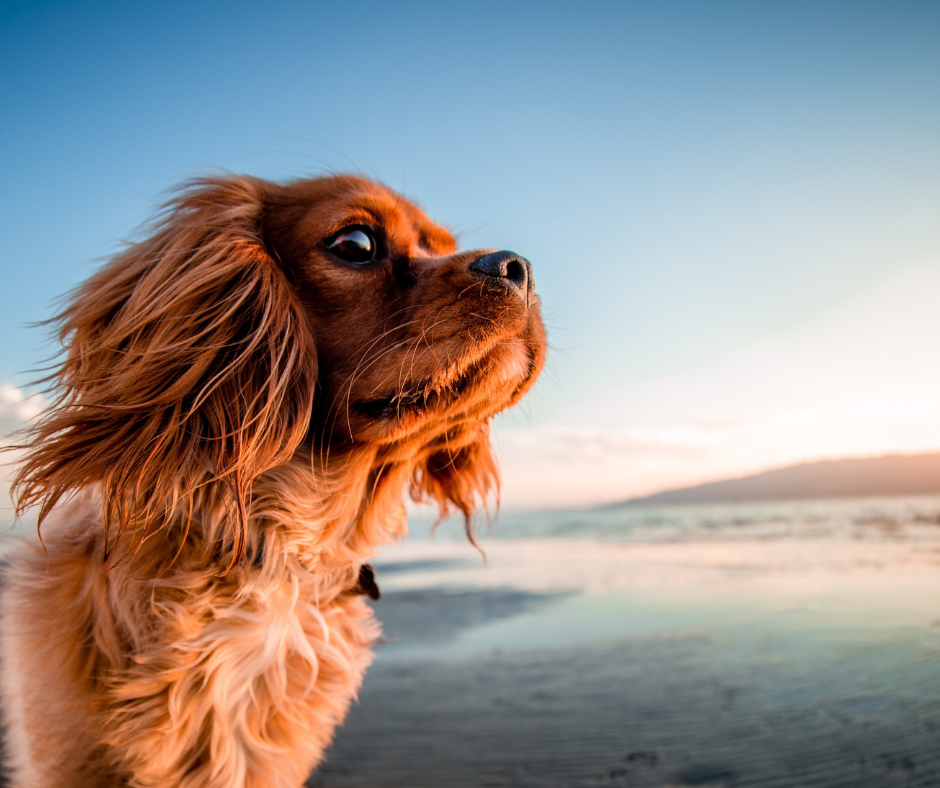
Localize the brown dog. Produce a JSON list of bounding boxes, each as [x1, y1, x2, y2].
[[0, 175, 545, 787]]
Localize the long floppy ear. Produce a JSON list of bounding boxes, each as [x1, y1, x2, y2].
[[409, 423, 499, 540], [12, 176, 316, 569]]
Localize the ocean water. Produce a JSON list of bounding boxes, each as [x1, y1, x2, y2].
[[414, 494, 940, 543], [380, 495, 940, 659], [319, 499, 940, 786]]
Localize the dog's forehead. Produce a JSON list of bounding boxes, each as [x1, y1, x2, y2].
[[276, 175, 456, 252]]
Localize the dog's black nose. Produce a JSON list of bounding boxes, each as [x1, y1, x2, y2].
[[469, 250, 533, 302]]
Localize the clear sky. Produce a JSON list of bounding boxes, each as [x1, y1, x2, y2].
[[2, 1, 940, 509]]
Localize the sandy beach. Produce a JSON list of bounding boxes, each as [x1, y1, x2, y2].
[[308, 509, 940, 787]]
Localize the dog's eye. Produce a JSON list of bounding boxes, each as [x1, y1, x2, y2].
[[327, 227, 377, 264]]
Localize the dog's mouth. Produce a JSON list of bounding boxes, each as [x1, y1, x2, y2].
[[355, 372, 474, 421], [349, 328, 542, 428]]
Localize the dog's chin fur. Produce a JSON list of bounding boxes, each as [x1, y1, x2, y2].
[[0, 174, 545, 788]]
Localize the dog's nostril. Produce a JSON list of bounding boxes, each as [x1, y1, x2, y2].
[[469, 250, 533, 300], [505, 259, 526, 287]]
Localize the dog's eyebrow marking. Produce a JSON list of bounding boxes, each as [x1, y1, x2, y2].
[[324, 209, 383, 238], [419, 226, 457, 255]]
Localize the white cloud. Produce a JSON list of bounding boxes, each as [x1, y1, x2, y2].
[[0, 384, 46, 428], [0, 386, 47, 529]]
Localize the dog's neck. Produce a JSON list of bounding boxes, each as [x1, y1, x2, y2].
[[248, 444, 412, 570], [53, 441, 419, 587]]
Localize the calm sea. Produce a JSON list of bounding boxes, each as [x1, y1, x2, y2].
[[415, 494, 940, 544]]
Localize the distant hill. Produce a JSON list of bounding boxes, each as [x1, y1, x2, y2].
[[614, 452, 940, 507]]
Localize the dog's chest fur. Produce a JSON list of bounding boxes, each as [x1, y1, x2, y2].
[[0, 494, 380, 788]]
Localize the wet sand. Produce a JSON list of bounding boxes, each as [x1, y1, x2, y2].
[[311, 626, 940, 787], [308, 534, 940, 787]]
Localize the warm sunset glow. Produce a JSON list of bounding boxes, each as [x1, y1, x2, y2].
[[496, 262, 940, 509]]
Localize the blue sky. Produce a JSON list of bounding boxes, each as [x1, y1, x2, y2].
[[3, 1, 940, 506]]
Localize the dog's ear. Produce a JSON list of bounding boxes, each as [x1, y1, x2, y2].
[[409, 424, 499, 539], [13, 176, 316, 569]]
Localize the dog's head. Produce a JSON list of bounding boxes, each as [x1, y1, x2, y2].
[[14, 175, 545, 563], [263, 176, 543, 446]]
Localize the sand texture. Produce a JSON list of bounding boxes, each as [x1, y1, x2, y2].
[[310, 597, 940, 787]]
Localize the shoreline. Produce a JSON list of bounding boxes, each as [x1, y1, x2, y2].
[[309, 532, 940, 786]]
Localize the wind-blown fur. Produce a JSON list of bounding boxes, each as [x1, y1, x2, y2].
[[0, 174, 545, 787]]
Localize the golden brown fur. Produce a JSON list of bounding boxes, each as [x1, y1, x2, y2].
[[0, 175, 545, 787]]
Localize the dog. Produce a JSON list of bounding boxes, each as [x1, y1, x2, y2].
[[0, 174, 546, 787]]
